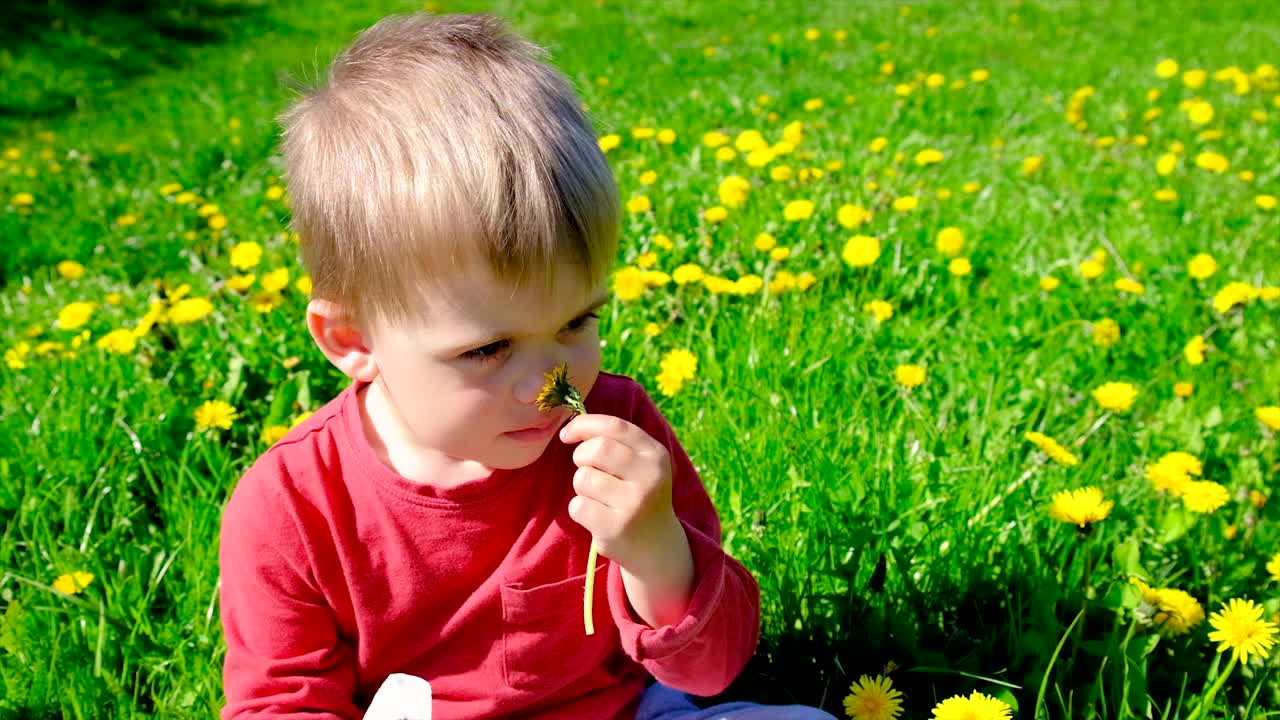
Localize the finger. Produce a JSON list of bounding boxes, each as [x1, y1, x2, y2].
[[572, 465, 629, 509], [559, 413, 651, 449], [571, 436, 636, 480], [568, 492, 619, 538]]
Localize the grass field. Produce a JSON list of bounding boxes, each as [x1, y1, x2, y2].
[[3, 0, 1280, 717]]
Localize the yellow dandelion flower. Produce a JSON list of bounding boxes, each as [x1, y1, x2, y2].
[[96, 329, 138, 355], [838, 204, 871, 228], [1183, 481, 1229, 514], [935, 227, 965, 256], [1155, 59, 1179, 78], [1184, 335, 1206, 365], [1153, 588, 1205, 635], [194, 400, 238, 431], [753, 233, 777, 251], [598, 134, 621, 153], [261, 425, 290, 445], [226, 274, 256, 292], [1266, 553, 1280, 583], [1213, 281, 1258, 313], [52, 571, 95, 595], [1187, 100, 1214, 125], [1040, 276, 1060, 292], [1079, 259, 1105, 279], [1022, 155, 1044, 176], [57, 301, 95, 330], [1092, 318, 1120, 348], [1256, 406, 1280, 431], [641, 270, 670, 288], [1114, 278, 1144, 295], [1195, 151, 1229, 173], [1025, 431, 1079, 466], [1130, 578, 1205, 635], [1174, 382, 1194, 398], [626, 195, 652, 214], [948, 258, 972, 277], [1145, 461, 1194, 497], [891, 196, 918, 212], [1187, 253, 1217, 280], [842, 235, 881, 268], [57, 260, 85, 280], [1255, 194, 1276, 210], [894, 364, 926, 388], [914, 149, 944, 166], [672, 264, 704, 286], [717, 175, 751, 208], [864, 300, 893, 323], [731, 130, 763, 154], [612, 266, 646, 302], [260, 268, 289, 293], [700, 206, 727, 224], [1208, 598, 1279, 664], [656, 349, 697, 397], [1156, 153, 1178, 176], [783, 199, 815, 221], [169, 297, 214, 324], [702, 131, 729, 148], [844, 675, 904, 720], [931, 691, 1012, 720], [1092, 382, 1137, 412], [229, 241, 263, 270], [1049, 487, 1113, 527]]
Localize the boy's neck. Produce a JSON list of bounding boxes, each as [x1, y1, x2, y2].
[[357, 379, 497, 488]]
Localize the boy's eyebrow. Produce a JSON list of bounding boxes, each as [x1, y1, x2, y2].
[[446, 293, 610, 353]]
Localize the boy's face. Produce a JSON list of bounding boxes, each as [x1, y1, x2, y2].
[[363, 261, 606, 475]]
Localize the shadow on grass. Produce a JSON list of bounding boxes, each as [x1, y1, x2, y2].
[[700, 551, 1214, 718], [0, 0, 266, 122]]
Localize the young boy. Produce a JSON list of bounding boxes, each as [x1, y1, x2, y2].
[[218, 12, 836, 720]]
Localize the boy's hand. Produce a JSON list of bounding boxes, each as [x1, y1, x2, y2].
[[558, 414, 685, 574]]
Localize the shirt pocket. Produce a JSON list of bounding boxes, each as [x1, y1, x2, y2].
[[499, 562, 613, 691]]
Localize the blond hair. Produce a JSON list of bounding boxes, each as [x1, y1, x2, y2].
[[278, 13, 619, 327]]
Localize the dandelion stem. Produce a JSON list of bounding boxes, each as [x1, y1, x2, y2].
[[584, 542, 599, 635], [1185, 654, 1237, 720], [535, 362, 596, 635]]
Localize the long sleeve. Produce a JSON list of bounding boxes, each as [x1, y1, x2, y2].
[[604, 384, 761, 697], [219, 462, 363, 719]]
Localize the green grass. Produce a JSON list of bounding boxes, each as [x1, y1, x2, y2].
[[3, 0, 1280, 717]]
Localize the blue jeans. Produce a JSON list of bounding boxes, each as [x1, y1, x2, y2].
[[635, 682, 838, 720]]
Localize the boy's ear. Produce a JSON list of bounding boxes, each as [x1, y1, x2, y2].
[[306, 299, 379, 383]]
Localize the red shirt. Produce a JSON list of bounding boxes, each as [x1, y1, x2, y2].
[[219, 371, 761, 719]]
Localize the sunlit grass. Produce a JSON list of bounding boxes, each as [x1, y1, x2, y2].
[[2, 0, 1279, 717]]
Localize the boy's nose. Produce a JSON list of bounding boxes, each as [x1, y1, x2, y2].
[[515, 359, 561, 405]]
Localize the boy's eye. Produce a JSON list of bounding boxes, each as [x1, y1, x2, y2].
[[566, 312, 600, 331], [459, 312, 599, 363], [461, 339, 510, 362]]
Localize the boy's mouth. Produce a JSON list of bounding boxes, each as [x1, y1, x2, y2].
[[506, 411, 564, 436]]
